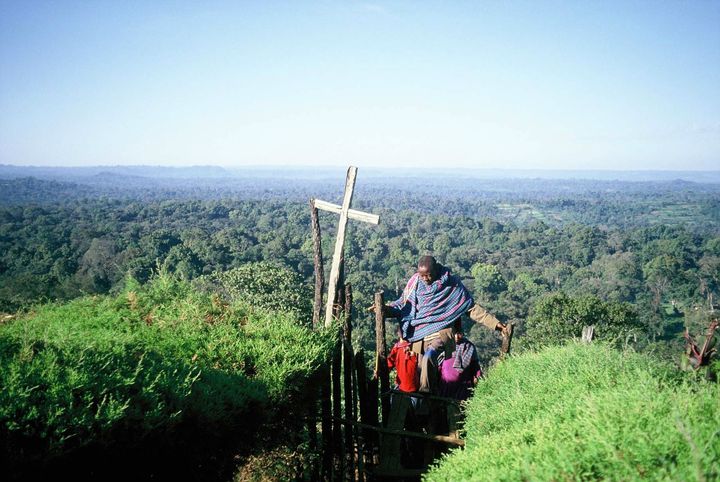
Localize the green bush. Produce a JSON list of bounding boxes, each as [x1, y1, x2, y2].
[[203, 261, 313, 324], [426, 343, 720, 481], [0, 273, 334, 470], [523, 292, 641, 347]]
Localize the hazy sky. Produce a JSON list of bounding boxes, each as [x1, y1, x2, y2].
[[1, 0, 718, 170]]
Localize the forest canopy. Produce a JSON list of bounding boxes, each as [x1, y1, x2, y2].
[[0, 168, 718, 365]]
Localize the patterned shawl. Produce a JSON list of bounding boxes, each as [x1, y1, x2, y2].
[[390, 266, 473, 342], [452, 338, 478, 372]]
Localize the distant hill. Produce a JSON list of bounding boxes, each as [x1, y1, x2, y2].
[[0, 164, 230, 180], [228, 166, 720, 183], [2, 164, 719, 183]]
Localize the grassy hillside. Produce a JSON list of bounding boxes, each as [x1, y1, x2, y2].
[[0, 274, 335, 480], [427, 343, 719, 481]]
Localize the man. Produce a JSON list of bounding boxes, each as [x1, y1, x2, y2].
[[381, 255, 509, 393]]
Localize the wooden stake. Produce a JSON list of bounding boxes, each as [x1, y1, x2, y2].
[[367, 375, 379, 464], [332, 337, 343, 477], [310, 199, 324, 329], [374, 292, 390, 426], [307, 392, 319, 481], [343, 283, 355, 482], [353, 350, 364, 482], [321, 365, 332, 480], [355, 350, 374, 466]]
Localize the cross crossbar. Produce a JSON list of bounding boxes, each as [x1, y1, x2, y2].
[[313, 199, 379, 225], [314, 166, 380, 327]]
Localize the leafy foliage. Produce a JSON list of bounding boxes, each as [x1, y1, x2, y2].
[[205, 261, 312, 324], [524, 292, 641, 347], [0, 273, 335, 474], [427, 343, 720, 481], [0, 173, 718, 368], [470, 262, 507, 295]]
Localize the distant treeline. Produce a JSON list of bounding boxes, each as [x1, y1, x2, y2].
[[1, 174, 718, 365], [2, 173, 719, 230]]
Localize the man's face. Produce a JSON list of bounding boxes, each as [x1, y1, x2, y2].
[[417, 265, 436, 284]]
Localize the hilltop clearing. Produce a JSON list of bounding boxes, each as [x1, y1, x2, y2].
[[427, 343, 720, 481]]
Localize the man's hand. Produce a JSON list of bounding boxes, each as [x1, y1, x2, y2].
[[501, 322, 514, 337], [366, 303, 388, 313]]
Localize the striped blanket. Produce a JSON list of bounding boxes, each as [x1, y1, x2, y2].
[[390, 267, 474, 342], [437, 338, 478, 373], [452, 338, 478, 372]]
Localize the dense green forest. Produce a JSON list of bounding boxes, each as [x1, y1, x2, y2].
[[1, 171, 718, 365], [1, 167, 719, 480]]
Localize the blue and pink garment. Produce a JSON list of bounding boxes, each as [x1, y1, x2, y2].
[[388, 267, 473, 342]]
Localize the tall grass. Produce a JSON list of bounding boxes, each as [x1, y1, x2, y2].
[[426, 343, 720, 481], [0, 273, 335, 474]]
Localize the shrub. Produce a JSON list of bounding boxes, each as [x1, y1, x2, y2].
[[0, 273, 334, 475], [204, 262, 312, 324], [524, 292, 641, 347]]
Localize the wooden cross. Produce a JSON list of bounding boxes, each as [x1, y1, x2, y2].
[[313, 166, 380, 328]]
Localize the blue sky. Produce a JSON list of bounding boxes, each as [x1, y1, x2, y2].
[[1, 0, 718, 170]]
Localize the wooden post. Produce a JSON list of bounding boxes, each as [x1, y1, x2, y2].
[[321, 365, 332, 480], [353, 351, 364, 482], [332, 335, 343, 477], [374, 292, 390, 426], [377, 395, 411, 472], [355, 350, 374, 469], [366, 375, 379, 465], [343, 283, 355, 482], [310, 200, 324, 329], [332, 259, 345, 477], [307, 395, 319, 481]]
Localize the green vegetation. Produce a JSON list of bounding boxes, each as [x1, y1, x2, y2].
[[523, 292, 641, 347], [426, 343, 720, 481], [201, 261, 313, 324], [0, 273, 335, 478], [0, 170, 718, 479], [1, 182, 718, 369]]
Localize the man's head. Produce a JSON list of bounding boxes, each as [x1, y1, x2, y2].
[[417, 255, 439, 284]]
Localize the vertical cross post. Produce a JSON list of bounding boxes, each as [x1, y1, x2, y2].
[[325, 167, 357, 327], [314, 166, 379, 328]]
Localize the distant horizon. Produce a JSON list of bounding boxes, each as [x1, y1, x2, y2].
[[1, 162, 719, 173], [3, 162, 720, 185]]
